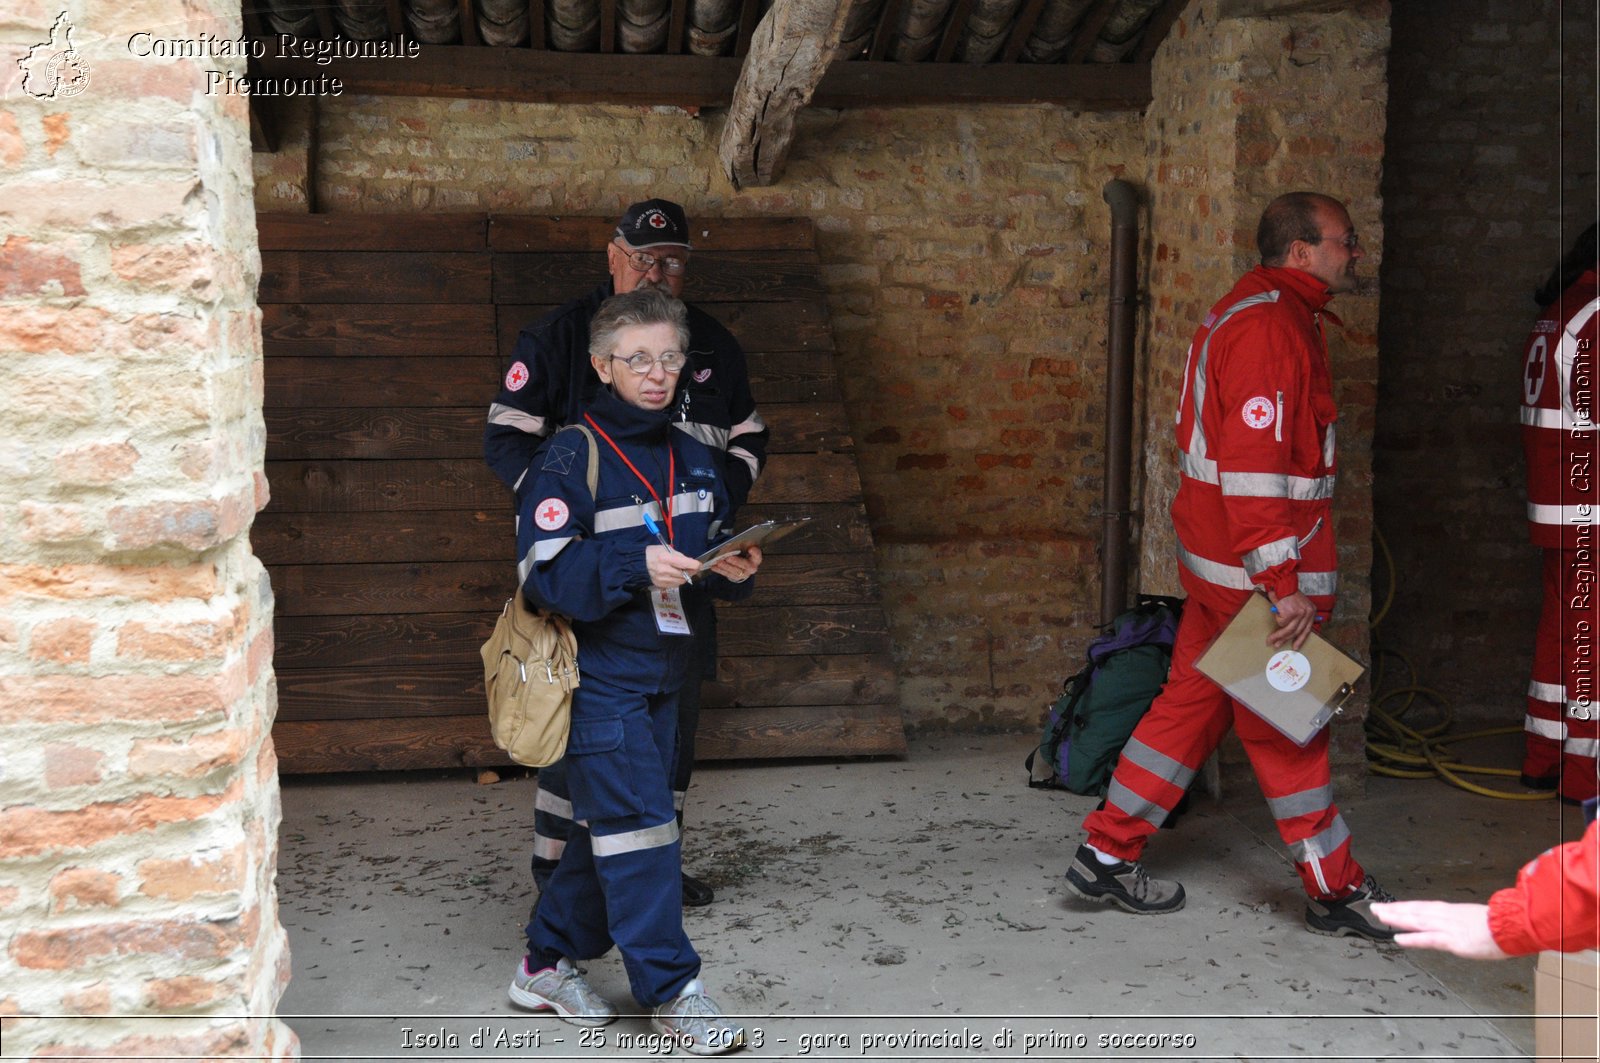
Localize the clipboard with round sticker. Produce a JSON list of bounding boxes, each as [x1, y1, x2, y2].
[[1194, 591, 1365, 746]]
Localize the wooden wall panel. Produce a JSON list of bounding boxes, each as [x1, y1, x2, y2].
[[255, 212, 905, 772]]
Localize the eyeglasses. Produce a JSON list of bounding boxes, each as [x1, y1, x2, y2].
[[1308, 231, 1361, 250], [612, 350, 687, 374], [613, 240, 689, 276]]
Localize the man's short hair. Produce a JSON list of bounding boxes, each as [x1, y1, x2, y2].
[[589, 289, 691, 359], [1257, 192, 1339, 266]]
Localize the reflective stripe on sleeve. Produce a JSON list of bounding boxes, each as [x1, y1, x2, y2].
[[521, 536, 576, 581], [1529, 679, 1566, 703], [1177, 544, 1337, 597], [1243, 536, 1301, 577], [1219, 471, 1336, 500], [488, 403, 547, 434], [1527, 502, 1600, 525], [673, 421, 730, 451], [591, 819, 680, 858]]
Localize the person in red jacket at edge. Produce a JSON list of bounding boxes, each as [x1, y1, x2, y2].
[[1518, 223, 1600, 805], [1373, 799, 1599, 959], [1064, 192, 1400, 941]]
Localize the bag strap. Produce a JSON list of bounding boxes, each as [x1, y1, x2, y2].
[[568, 423, 600, 502]]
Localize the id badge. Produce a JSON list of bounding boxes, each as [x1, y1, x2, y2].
[[651, 587, 693, 636]]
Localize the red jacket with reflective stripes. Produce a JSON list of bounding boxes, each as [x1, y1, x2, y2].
[[1171, 265, 1341, 615], [1488, 816, 1599, 955], [1521, 268, 1600, 550]]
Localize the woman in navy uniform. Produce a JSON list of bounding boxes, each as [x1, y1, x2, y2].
[[507, 289, 760, 1055]]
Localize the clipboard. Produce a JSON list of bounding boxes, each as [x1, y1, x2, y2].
[[1193, 591, 1365, 746], [694, 517, 813, 573]]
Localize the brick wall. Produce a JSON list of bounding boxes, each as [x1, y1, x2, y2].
[[1376, 0, 1599, 723], [1138, 0, 1391, 787], [255, 98, 1148, 733], [0, 3, 293, 1058]]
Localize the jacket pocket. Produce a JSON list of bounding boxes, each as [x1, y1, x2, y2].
[[566, 714, 624, 755]]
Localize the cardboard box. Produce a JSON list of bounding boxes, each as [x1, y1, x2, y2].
[[1536, 948, 1600, 1063]]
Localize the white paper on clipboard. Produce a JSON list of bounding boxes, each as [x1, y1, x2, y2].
[[694, 517, 813, 573]]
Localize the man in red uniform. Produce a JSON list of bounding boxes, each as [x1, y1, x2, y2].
[[1519, 223, 1600, 804], [1065, 192, 1398, 941]]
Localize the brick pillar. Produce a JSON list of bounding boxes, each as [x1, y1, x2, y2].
[[1141, 0, 1391, 789], [0, 3, 294, 1058]]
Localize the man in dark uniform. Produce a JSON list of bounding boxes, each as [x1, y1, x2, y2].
[[485, 199, 769, 907]]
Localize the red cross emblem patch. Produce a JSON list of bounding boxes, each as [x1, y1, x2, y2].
[[1241, 395, 1276, 430], [505, 361, 529, 392], [534, 497, 570, 532]]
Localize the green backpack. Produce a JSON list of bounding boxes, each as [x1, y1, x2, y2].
[[1026, 595, 1183, 796]]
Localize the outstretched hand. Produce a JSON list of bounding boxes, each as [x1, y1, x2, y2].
[[1369, 901, 1510, 960]]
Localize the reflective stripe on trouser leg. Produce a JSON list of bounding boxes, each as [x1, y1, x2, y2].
[[530, 759, 574, 891], [1233, 702, 1361, 899], [1524, 548, 1569, 778], [1084, 601, 1237, 862], [530, 676, 698, 1007]]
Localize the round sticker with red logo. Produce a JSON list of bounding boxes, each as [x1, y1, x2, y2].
[[505, 361, 530, 392], [1241, 395, 1276, 430], [534, 497, 570, 532]]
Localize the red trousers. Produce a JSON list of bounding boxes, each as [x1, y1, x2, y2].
[[1524, 547, 1600, 802], [1084, 598, 1364, 900]]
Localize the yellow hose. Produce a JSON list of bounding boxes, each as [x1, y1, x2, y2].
[[1366, 529, 1554, 801]]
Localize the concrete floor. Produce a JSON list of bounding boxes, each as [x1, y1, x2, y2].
[[275, 732, 1588, 1061]]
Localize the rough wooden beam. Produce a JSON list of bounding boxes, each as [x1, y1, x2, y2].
[[1217, 0, 1356, 17], [253, 46, 1151, 107], [1064, 0, 1116, 62], [459, 0, 482, 43], [527, 0, 546, 47], [934, 0, 978, 63], [1000, 0, 1050, 63], [668, 0, 688, 52], [719, 0, 853, 189], [868, 0, 907, 60]]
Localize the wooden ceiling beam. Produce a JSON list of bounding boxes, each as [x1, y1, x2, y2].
[[720, 0, 854, 188], [1000, 0, 1048, 63], [601, 0, 617, 51], [934, 0, 977, 63], [459, 0, 482, 43], [868, 0, 906, 61], [527, 0, 546, 47], [734, 0, 761, 56], [314, 3, 339, 39], [667, 0, 688, 53], [1065, 0, 1117, 63], [251, 47, 1152, 107]]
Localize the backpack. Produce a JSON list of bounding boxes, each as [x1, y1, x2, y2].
[[480, 425, 597, 768], [1026, 594, 1183, 795]]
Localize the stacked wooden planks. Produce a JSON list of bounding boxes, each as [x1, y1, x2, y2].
[[255, 212, 905, 772]]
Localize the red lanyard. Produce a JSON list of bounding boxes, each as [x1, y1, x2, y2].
[[584, 413, 675, 542]]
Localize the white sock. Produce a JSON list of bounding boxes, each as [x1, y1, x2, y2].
[[1088, 844, 1122, 866]]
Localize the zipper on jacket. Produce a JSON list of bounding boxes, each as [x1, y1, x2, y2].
[[1298, 517, 1324, 549], [1274, 389, 1283, 443]]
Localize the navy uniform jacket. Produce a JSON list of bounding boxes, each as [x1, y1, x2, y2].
[[486, 282, 768, 511], [516, 387, 753, 691]]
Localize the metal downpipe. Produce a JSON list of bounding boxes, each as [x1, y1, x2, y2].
[[1101, 178, 1139, 624]]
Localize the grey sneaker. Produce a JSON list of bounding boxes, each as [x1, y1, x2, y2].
[[1064, 843, 1186, 914], [1306, 874, 1398, 941], [508, 956, 618, 1027], [651, 978, 745, 1056]]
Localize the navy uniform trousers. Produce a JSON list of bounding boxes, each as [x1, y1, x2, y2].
[[531, 593, 712, 890], [525, 672, 698, 1007]]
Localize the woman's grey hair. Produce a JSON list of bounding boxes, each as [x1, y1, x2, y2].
[[589, 289, 690, 359]]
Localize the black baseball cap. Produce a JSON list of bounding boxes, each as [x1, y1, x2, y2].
[[615, 199, 692, 250]]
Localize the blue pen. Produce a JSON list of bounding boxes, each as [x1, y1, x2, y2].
[[1268, 604, 1325, 623], [642, 506, 690, 585]]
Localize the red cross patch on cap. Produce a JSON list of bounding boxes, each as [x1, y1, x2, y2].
[[534, 497, 570, 532]]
